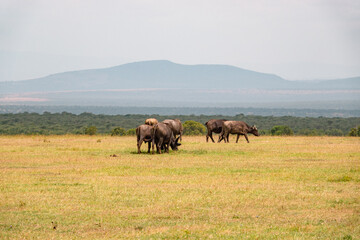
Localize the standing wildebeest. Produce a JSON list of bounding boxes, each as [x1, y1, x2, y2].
[[136, 124, 153, 154], [205, 119, 227, 143], [145, 118, 158, 126], [152, 122, 181, 154], [218, 121, 259, 143], [163, 119, 183, 141]]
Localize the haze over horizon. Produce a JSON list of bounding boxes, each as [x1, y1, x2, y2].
[[1, 0, 360, 82]]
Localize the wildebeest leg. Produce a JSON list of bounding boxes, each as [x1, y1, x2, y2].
[[158, 138, 164, 154], [236, 134, 240, 143], [244, 134, 250, 143], [156, 142, 160, 154], [219, 129, 227, 143], [218, 133, 224, 143], [147, 141, 151, 153], [209, 132, 215, 143], [226, 133, 230, 143], [165, 143, 170, 153], [152, 138, 155, 154], [137, 138, 143, 154]]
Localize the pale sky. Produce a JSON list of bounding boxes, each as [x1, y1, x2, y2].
[[1, 0, 360, 81]]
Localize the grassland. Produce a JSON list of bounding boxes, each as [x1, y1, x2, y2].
[[0, 135, 359, 239]]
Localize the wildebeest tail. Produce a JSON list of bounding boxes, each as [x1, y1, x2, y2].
[[151, 124, 158, 152], [151, 124, 158, 138]]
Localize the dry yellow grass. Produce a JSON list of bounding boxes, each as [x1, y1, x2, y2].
[[0, 135, 359, 239]]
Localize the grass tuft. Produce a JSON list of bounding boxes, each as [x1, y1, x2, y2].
[[328, 175, 353, 182]]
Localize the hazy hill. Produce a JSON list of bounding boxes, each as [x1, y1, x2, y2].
[[0, 60, 293, 93], [0, 60, 359, 108], [1, 60, 359, 93], [309, 76, 360, 90]]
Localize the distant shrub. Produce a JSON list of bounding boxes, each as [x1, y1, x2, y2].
[[126, 128, 136, 136], [111, 127, 126, 136], [183, 120, 207, 135], [348, 126, 360, 137], [298, 129, 325, 136], [259, 129, 270, 135], [270, 125, 294, 136], [84, 126, 97, 135], [325, 129, 344, 136], [73, 129, 84, 135]]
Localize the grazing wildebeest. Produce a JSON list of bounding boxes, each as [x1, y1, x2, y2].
[[145, 118, 158, 126], [136, 124, 153, 154], [152, 122, 181, 154], [163, 119, 183, 141], [205, 119, 227, 143], [218, 121, 259, 143]]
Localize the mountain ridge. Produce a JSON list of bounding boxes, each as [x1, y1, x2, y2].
[[1, 60, 359, 92], [0, 60, 291, 92], [0, 60, 359, 108]]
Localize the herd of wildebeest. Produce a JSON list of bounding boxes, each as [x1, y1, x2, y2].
[[136, 118, 259, 154]]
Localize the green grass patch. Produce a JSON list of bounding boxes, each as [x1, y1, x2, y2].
[[328, 175, 353, 182]]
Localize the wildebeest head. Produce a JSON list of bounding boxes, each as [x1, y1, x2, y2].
[[170, 137, 181, 150], [250, 125, 260, 136]]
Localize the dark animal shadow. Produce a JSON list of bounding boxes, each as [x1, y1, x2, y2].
[[130, 151, 153, 155]]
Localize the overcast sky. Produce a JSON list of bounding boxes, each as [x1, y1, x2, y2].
[[1, 0, 360, 81]]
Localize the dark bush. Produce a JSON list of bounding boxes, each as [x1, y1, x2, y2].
[[126, 128, 136, 136], [271, 125, 294, 136], [325, 129, 344, 136], [183, 120, 207, 135], [348, 126, 360, 136], [298, 129, 325, 136], [84, 126, 97, 135], [111, 127, 126, 136]]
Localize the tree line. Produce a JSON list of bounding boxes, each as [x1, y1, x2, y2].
[[0, 112, 359, 136], [2, 105, 360, 117]]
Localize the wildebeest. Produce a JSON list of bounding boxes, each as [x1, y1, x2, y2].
[[152, 122, 181, 154], [145, 118, 158, 126], [218, 121, 259, 143], [205, 119, 227, 143], [136, 124, 153, 154], [162, 119, 183, 141]]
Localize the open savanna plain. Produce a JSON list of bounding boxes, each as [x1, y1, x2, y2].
[[0, 135, 359, 239]]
